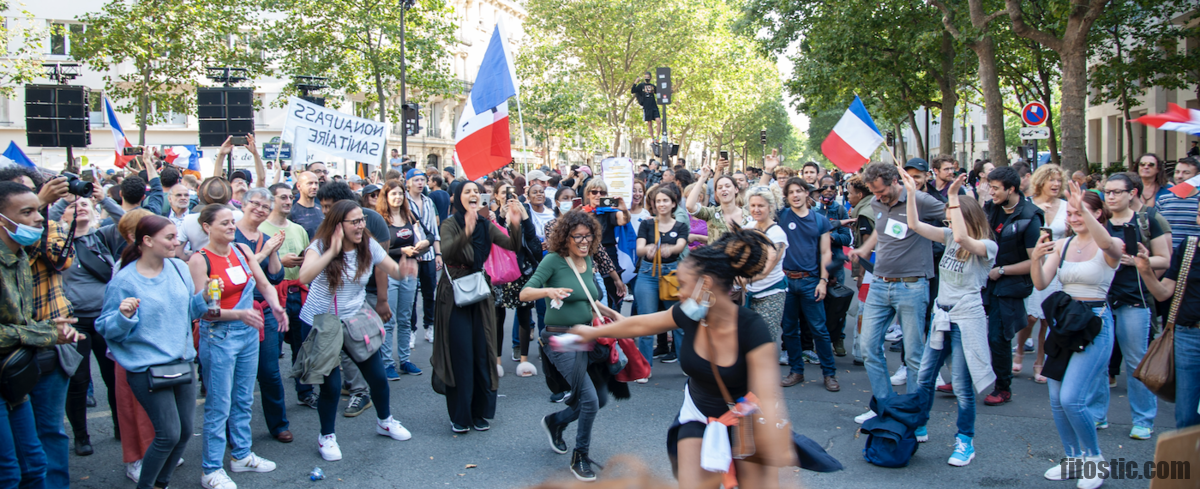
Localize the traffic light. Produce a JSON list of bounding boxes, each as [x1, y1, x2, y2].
[[886, 131, 895, 147], [402, 102, 421, 136], [655, 67, 672, 105], [760, 130, 767, 145]]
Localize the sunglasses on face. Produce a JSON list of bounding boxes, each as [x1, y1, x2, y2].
[[589, 190, 607, 196]]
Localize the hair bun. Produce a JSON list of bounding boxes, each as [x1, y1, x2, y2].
[[723, 229, 770, 278]]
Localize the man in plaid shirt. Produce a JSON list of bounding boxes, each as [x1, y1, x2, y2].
[[1, 167, 84, 488]]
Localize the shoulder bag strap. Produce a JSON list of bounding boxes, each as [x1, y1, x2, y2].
[[653, 218, 662, 278], [566, 256, 604, 321], [1058, 236, 1075, 269], [1165, 235, 1198, 330], [701, 319, 737, 409]]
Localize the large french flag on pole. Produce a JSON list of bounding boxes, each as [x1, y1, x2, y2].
[[105, 97, 136, 168], [820, 95, 884, 173], [456, 22, 520, 181]]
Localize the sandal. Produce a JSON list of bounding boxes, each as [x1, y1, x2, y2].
[[1012, 353, 1024, 374], [1032, 365, 1047, 384]]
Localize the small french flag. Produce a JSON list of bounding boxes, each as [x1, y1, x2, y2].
[[1133, 103, 1200, 198], [820, 96, 885, 173], [105, 97, 136, 168]]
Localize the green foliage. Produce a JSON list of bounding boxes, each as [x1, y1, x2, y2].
[[0, 1, 47, 99], [266, 0, 458, 125], [73, 0, 268, 142]]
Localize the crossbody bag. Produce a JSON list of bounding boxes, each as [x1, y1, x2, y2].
[[1133, 235, 1195, 403], [148, 260, 196, 392]]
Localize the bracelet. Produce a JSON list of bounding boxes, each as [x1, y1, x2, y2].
[[947, 205, 960, 209], [819, 277, 828, 282]]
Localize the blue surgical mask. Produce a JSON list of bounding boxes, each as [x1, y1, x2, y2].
[[1, 213, 43, 247], [679, 280, 712, 321], [559, 201, 574, 213]]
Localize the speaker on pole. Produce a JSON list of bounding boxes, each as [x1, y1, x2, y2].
[[197, 87, 255, 147], [25, 85, 91, 148]]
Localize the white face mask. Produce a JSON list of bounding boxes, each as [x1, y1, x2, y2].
[[559, 201, 574, 213]]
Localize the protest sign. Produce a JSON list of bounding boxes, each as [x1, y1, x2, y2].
[[281, 96, 387, 163], [601, 157, 634, 203]]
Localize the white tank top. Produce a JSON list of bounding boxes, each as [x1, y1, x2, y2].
[[1058, 240, 1116, 299]]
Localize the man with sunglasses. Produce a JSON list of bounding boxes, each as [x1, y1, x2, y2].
[[813, 175, 853, 357]]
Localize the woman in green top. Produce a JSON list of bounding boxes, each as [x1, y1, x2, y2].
[[520, 210, 623, 482], [686, 158, 747, 244]]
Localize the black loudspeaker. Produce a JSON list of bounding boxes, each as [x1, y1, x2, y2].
[[25, 85, 91, 148], [300, 95, 325, 107], [655, 67, 672, 105], [197, 87, 255, 147]]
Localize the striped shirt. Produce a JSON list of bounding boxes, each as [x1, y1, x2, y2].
[[298, 239, 386, 324], [1156, 191, 1200, 248], [406, 193, 440, 261]]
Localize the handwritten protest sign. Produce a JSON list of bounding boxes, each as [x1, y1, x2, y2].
[[282, 96, 387, 163], [601, 157, 633, 203]]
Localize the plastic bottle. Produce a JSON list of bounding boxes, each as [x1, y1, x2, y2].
[[309, 466, 325, 481], [207, 276, 221, 317]]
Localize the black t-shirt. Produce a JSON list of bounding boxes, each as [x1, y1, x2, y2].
[[633, 82, 656, 107], [1165, 239, 1200, 327], [362, 207, 390, 296], [594, 210, 619, 247], [386, 223, 416, 261], [637, 219, 689, 263], [1107, 217, 1165, 306], [672, 305, 773, 418]]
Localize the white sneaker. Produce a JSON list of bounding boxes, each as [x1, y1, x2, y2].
[[376, 415, 412, 441], [424, 328, 434, 343], [936, 373, 945, 386], [318, 433, 342, 461], [1045, 457, 1080, 480], [884, 326, 902, 343], [497, 363, 505, 378], [1077, 455, 1106, 489], [891, 366, 907, 386], [230, 452, 276, 473], [200, 468, 237, 489], [126, 459, 142, 483], [409, 334, 416, 349], [854, 409, 877, 424]]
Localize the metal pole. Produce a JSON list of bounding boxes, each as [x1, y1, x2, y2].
[[399, 5, 408, 157], [516, 96, 528, 172]]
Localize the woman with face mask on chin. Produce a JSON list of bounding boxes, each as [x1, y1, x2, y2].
[[567, 228, 797, 488]]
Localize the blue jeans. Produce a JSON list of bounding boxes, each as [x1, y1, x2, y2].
[[2, 398, 46, 488], [635, 260, 679, 368], [1049, 306, 1113, 458], [383, 276, 418, 367], [198, 321, 260, 474], [1108, 304, 1157, 428], [1174, 325, 1200, 429], [256, 312, 289, 436], [782, 276, 837, 378], [858, 278, 929, 401], [28, 365, 69, 488], [916, 323, 975, 437]]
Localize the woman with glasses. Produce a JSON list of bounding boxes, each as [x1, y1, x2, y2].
[[582, 180, 629, 306], [1012, 164, 1067, 384], [633, 186, 690, 382], [187, 204, 288, 488], [431, 182, 524, 433], [297, 201, 419, 460], [520, 210, 625, 482], [232, 188, 291, 443]]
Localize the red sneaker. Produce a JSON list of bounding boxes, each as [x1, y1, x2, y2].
[[936, 383, 954, 394], [983, 389, 1012, 406]]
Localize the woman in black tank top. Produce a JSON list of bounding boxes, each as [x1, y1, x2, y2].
[[376, 181, 428, 377]]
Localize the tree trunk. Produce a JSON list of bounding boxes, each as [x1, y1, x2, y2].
[[1036, 50, 1061, 166], [138, 64, 150, 145], [908, 112, 926, 160], [1058, 49, 1088, 174], [973, 37, 1008, 166], [612, 128, 622, 156], [895, 123, 907, 162], [938, 31, 958, 156], [1114, 30, 1133, 170]]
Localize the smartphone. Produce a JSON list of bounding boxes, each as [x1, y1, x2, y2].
[[571, 197, 583, 209], [231, 136, 249, 146], [506, 188, 515, 202], [719, 150, 729, 160], [599, 197, 616, 208], [1039, 226, 1053, 242], [123, 147, 144, 156], [479, 194, 491, 207], [1123, 224, 1138, 255]]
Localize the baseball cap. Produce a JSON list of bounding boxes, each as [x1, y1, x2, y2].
[[526, 170, 551, 182], [904, 158, 929, 172], [229, 169, 252, 184], [577, 166, 592, 177], [405, 168, 425, 181], [362, 184, 382, 196], [347, 174, 363, 184]]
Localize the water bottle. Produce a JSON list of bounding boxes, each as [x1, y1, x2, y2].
[[309, 466, 325, 481], [207, 276, 221, 318]]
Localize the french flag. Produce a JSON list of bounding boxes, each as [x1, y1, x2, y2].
[[821, 96, 884, 173], [105, 97, 136, 168], [164, 145, 202, 178], [1133, 103, 1200, 198], [455, 22, 519, 181]]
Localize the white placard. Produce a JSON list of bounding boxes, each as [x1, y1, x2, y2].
[[600, 157, 633, 203], [281, 96, 387, 164]]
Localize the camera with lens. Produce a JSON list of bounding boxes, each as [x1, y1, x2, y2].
[[59, 172, 94, 197]]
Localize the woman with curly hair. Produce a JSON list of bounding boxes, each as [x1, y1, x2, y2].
[[521, 210, 625, 482], [568, 228, 796, 488]]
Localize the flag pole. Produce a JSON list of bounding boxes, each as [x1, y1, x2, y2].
[[516, 96, 529, 173]]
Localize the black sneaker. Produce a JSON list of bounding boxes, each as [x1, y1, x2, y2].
[[343, 393, 372, 417], [74, 438, 93, 456], [472, 418, 490, 431], [542, 416, 568, 454], [660, 352, 678, 363], [297, 393, 319, 410], [451, 422, 469, 433], [570, 449, 601, 482], [85, 395, 97, 408], [550, 391, 568, 403], [652, 346, 670, 358]]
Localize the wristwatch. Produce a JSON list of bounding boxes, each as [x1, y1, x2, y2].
[[998, 266, 1006, 276]]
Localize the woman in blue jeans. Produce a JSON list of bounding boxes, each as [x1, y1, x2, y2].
[[899, 172, 997, 466], [188, 204, 288, 489], [1031, 185, 1121, 489], [377, 181, 425, 377], [1134, 234, 1200, 429], [298, 200, 418, 462], [634, 185, 689, 382]]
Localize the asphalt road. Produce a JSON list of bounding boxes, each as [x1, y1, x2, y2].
[[68, 301, 1180, 488]]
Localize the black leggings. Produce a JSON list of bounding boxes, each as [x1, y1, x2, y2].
[[127, 368, 195, 489], [67, 316, 118, 440], [495, 304, 535, 357]]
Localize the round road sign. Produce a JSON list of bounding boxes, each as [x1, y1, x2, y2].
[[1022, 102, 1048, 126]]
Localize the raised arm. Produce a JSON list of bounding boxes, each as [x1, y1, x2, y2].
[[247, 134, 266, 188], [686, 167, 712, 214], [570, 308, 678, 340], [1030, 235, 1060, 291], [1066, 181, 1122, 266], [1133, 243, 1175, 302], [898, 170, 944, 243], [946, 175, 990, 258]]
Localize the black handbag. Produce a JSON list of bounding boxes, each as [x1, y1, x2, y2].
[[0, 347, 42, 405], [147, 361, 193, 392]]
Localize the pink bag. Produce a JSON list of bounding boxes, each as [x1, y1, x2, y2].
[[485, 222, 522, 284]]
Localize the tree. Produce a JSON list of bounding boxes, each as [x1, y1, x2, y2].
[[267, 0, 458, 165], [1004, 0, 1113, 174], [516, 40, 608, 168], [994, 24, 1064, 166], [1088, 0, 1199, 167], [0, 1, 48, 99], [73, 0, 266, 144]]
